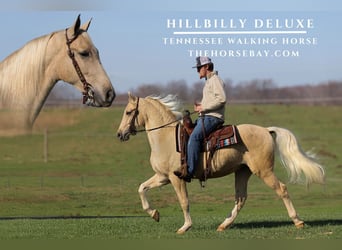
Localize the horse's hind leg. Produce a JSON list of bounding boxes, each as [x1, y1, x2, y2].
[[138, 174, 170, 222], [217, 165, 252, 231], [261, 172, 304, 228]]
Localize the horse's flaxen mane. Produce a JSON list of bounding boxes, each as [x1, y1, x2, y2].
[[146, 95, 183, 120], [0, 33, 53, 106]]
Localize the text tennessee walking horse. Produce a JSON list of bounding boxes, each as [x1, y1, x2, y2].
[[117, 93, 325, 234], [0, 15, 115, 134]]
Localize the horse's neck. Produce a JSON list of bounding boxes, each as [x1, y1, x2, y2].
[[145, 125, 177, 156], [0, 34, 58, 128], [142, 101, 177, 150], [142, 100, 176, 130]]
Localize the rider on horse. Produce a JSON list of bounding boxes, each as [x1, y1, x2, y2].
[[174, 56, 227, 182]]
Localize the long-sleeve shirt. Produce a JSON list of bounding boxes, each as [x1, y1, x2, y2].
[[200, 71, 226, 120]]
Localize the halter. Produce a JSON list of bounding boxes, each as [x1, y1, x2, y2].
[[129, 97, 189, 134], [65, 29, 95, 105]]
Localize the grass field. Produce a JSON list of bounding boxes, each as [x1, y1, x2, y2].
[[0, 103, 341, 239]]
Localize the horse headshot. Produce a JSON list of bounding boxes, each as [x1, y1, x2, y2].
[[0, 15, 115, 134], [117, 93, 325, 234]]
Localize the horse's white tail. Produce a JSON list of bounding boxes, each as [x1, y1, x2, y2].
[[267, 126, 325, 185]]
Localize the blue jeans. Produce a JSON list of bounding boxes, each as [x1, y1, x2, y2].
[[187, 115, 224, 176]]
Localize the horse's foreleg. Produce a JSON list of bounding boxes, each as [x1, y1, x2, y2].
[[262, 173, 304, 228], [169, 174, 192, 234], [138, 174, 170, 222], [217, 166, 252, 231]]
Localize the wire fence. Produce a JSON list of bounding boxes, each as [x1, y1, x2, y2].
[[1, 100, 339, 192], [0, 130, 132, 190]]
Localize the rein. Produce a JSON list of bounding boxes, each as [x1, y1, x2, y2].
[[65, 29, 94, 105], [131, 97, 194, 133], [137, 119, 181, 133]]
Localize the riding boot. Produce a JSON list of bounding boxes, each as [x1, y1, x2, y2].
[[173, 164, 188, 179], [173, 165, 193, 182]]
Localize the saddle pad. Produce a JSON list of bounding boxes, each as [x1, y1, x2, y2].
[[206, 125, 238, 151], [175, 124, 239, 153]]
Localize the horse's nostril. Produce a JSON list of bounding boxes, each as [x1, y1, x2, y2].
[[106, 89, 115, 103]]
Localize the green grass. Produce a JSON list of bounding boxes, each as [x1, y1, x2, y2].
[[0, 213, 340, 239], [0, 104, 341, 239], [0, 193, 341, 239]]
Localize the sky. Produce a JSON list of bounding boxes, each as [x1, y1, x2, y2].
[[0, 0, 341, 94]]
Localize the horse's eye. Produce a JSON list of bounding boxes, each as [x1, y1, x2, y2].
[[126, 111, 132, 115], [79, 51, 90, 57]]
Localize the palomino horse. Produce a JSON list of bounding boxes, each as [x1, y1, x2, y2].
[[0, 15, 115, 134], [117, 93, 325, 234]]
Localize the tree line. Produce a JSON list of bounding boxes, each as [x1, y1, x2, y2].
[[47, 79, 342, 106], [114, 79, 342, 105]]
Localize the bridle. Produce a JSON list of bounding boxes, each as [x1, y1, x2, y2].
[[65, 29, 95, 105], [128, 97, 189, 134], [128, 97, 140, 135]]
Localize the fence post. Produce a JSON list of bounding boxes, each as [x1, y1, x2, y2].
[[44, 128, 48, 163]]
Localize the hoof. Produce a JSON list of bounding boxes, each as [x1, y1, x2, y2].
[[151, 209, 160, 222], [176, 226, 192, 234], [216, 225, 225, 232], [295, 221, 304, 228]]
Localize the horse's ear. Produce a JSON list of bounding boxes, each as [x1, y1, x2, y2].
[[128, 92, 137, 102], [81, 18, 92, 32], [72, 14, 81, 34], [67, 14, 81, 38]]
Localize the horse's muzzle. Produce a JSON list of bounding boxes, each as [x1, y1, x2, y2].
[[102, 88, 115, 106], [86, 86, 115, 107], [117, 131, 131, 142]]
